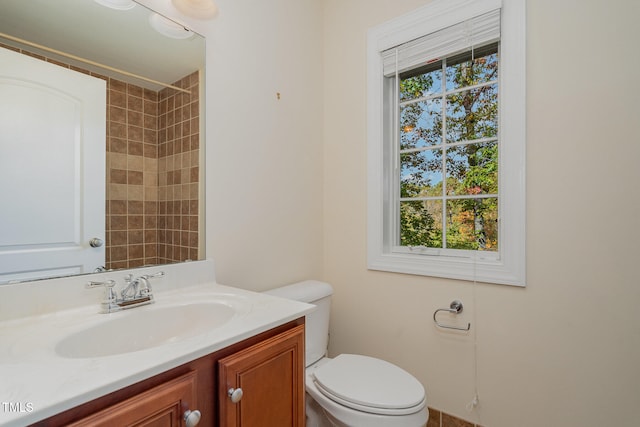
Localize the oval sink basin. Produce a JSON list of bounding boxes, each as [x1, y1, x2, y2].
[[56, 302, 236, 358]]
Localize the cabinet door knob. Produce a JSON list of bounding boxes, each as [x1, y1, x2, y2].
[[183, 409, 201, 427], [228, 387, 243, 403]]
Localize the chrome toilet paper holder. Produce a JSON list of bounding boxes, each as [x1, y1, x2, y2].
[[433, 300, 471, 331]]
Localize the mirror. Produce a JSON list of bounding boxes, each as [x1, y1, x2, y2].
[[0, 0, 205, 284]]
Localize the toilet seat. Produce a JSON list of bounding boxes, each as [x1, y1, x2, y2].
[[311, 354, 426, 416]]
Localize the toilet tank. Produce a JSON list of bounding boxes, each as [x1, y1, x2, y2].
[[263, 280, 333, 367]]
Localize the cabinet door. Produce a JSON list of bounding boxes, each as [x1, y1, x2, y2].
[[218, 324, 305, 427], [68, 371, 199, 427]]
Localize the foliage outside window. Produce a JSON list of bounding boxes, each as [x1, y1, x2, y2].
[[398, 45, 499, 252]]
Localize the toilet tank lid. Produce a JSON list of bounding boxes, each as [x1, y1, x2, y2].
[[264, 280, 333, 303]]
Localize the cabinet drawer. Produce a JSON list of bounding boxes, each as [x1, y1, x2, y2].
[[68, 371, 198, 427]]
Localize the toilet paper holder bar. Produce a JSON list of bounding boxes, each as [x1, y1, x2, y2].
[[433, 300, 471, 331]]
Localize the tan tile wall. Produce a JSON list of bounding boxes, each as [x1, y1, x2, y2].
[[1, 43, 200, 269], [157, 73, 200, 264], [107, 72, 200, 269], [106, 79, 161, 269]]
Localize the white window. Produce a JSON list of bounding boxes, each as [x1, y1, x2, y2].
[[367, 0, 526, 286]]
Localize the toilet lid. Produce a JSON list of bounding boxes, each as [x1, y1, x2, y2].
[[311, 354, 425, 415]]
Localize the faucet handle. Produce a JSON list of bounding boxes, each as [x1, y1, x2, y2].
[[86, 279, 116, 289], [86, 279, 117, 302], [142, 271, 165, 280], [138, 271, 164, 295]]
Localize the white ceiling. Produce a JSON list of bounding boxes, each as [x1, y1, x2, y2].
[[0, 0, 205, 91]]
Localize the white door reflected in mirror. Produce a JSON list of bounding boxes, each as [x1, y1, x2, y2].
[[0, 47, 106, 283]]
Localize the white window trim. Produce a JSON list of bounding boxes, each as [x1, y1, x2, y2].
[[366, 0, 526, 286]]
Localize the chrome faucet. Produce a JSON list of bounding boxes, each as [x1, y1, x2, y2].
[[86, 271, 164, 313]]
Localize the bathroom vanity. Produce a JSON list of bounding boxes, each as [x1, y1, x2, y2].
[[42, 320, 304, 426], [0, 261, 312, 427]]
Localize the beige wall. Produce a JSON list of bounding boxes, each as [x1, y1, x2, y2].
[[323, 0, 640, 426], [142, 0, 640, 425], [140, 0, 326, 288], [206, 0, 325, 289]]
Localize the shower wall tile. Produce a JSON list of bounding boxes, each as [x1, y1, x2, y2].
[[157, 72, 200, 265], [105, 72, 201, 269]]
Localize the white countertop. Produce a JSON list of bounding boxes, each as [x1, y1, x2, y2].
[[0, 280, 314, 426]]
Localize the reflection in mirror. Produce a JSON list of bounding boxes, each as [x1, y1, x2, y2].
[[0, 0, 205, 284]]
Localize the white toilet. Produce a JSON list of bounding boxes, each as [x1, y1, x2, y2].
[[265, 280, 428, 427]]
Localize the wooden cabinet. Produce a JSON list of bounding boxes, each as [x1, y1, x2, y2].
[[218, 324, 305, 427], [67, 371, 198, 427], [34, 319, 304, 427]]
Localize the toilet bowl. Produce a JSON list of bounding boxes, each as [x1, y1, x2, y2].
[[264, 280, 428, 427]]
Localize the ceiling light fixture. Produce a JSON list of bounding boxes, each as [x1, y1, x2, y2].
[[171, 0, 217, 20], [94, 0, 136, 11], [149, 13, 194, 40]]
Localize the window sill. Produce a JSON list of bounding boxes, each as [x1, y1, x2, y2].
[[367, 250, 525, 286]]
